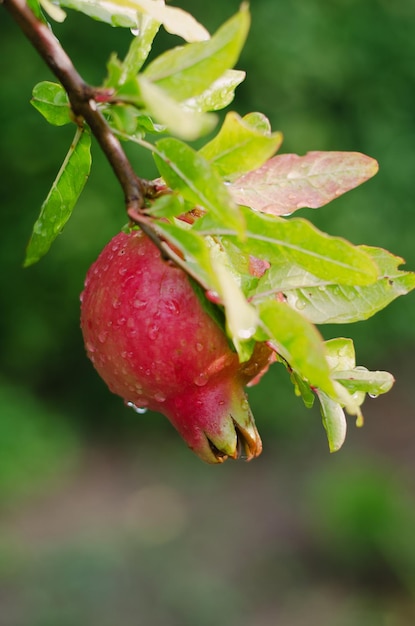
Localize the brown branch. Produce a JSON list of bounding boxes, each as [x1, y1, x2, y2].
[[3, 0, 150, 212]]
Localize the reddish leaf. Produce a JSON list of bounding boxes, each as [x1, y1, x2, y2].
[[229, 151, 379, 216]]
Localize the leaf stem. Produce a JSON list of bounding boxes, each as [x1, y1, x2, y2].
[[3, 0, 151, 213]]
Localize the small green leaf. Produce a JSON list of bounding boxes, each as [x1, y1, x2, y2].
[[332, 368, 395, 396], [27, 0, 48, 22], [257, 299, 335, 397], [154, 138, 244, 234], [277, 247, 415, 324], [31, 82, 72, 126], [121, 15, 161, 76], [324, 337, 356, 371], [196, 206, 379, 286], [153, 220, 215, 289], [146, 193, 185, 219], [209, 244, 258, 358], [144, 6, 250, 101], [316, 390, 347, 453], [59, 0, 209, 39], [290, 371, 315, 408], [24, 128, 91, 267], [39, 0, 66, 21], [138, 77, 216, 140], [199, 111, 283, 180], [229, 151, 379, 216], [60, 0, 140, 28], [183, 70, 246, 113]]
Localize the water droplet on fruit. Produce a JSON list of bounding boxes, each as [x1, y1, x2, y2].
[[118, 267, 127, 276], [98, 331, 108, 343], [117, 317, 126, 326], [164, 299, 180, 315], [133, 298, 147, 309], [127, 401, 147, 414], [112, 299, 121, 309], [147, 323, 159, 340], [121, 351, 128, 359], [196, 343, 203, 352], [154, 391, 166, 402], [79, 292, 84, 303], [295, 298, 307, 310], [86, 341, 96, 353], [194, 372, 209, 387]]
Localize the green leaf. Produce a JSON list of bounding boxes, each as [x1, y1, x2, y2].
[[145, 193, 185, 219], [138, 77, 216, 140], [104, 17, 160, 91], [60, 0, 136, 27], [144, 6, 250, 101], [289, 370, 315, 408], [59, 0, 209, 40], [332, 368, 394, 396], [229, 151, 379, 216], [257, 299, 335, 397], [27, 0, 48, 22], [31, 81, 72, 126], [39, 0, 66, 21], [24, 128, 91, 267], [121, 15, 161, 76], [183, 70, 246, 113], [195, 206, 379, 286], [152, 220, 215, 290], [277, 246, 415, 324], [316, 390, 347, 453], [199, 111, 283, 180], [324, 337, 356, 371], [153, 138, 244, 234], [209, 243, 258, 358]]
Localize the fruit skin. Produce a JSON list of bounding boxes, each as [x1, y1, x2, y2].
[[80, 229, 273, 463]]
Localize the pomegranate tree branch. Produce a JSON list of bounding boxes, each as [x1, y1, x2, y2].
[[3, 0, 149, 212]]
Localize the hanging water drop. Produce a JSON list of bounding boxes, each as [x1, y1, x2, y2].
[[127, 401, 147, 414]]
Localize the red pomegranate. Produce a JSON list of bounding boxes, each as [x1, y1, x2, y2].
[[80, 229, 273, 463]]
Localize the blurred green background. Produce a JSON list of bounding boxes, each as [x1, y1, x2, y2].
[[1, 0, 415, 624]]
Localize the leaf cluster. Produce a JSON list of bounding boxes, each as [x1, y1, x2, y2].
[[24, 0, 415, 451]]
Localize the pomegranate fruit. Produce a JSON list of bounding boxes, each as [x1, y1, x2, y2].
[[80, 229, 273, 463]]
